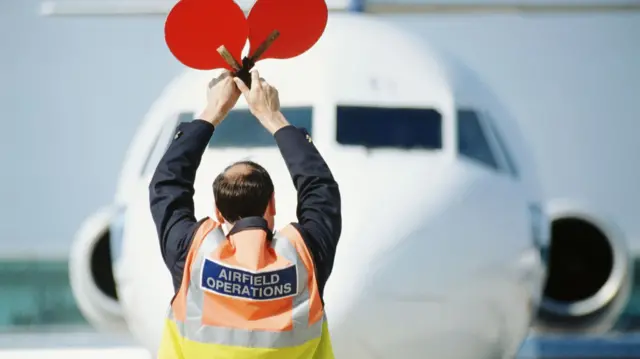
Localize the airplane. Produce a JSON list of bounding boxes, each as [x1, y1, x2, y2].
[[55, 7, 548, 359]]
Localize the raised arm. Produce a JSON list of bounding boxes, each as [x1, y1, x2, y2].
[[149, 71, 240, 291], [149, 120, 213, 274], [274, 125, 342, 280], [234, 72, 342, 296]]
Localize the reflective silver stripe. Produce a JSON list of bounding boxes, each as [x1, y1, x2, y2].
[[186, 228, 226, 324], [169, 226, 323, 348], [271, 231, 310, 330], [176, 316, 324, 348]]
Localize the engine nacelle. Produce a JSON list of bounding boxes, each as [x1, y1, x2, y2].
[[534, 201, 633, 333], [69, 206, 127, 332]]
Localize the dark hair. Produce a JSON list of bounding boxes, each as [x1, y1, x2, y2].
[[212, 160, 274, 222]]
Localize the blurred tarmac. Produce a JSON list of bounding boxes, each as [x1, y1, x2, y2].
[[0, 331, 149, 359], [1, 348, 150, 359], [519, 334, 640, 359], [3, 332, 640, 358]]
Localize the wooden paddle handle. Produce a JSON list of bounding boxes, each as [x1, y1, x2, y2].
[[249, 30, 280, 62], [216, 46, 242, 72], [216, 30, 280, 89], [236, 30, 280, 88]]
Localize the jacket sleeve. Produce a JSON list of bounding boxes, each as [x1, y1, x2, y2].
[[148, 119, 214, 292], [274, 125, 342, 297]]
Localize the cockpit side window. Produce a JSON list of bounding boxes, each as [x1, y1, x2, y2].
[[456, 109, 499, 171], [142, 113, 184, 175], [141, 131, 163, 176], [485, 116, 520, 178], [178, 112, 195, 123], [336, 106, 442, 149]]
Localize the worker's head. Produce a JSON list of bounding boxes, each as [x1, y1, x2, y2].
[[213, 160, 276, 229]]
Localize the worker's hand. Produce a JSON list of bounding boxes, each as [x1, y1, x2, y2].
[[200, 70, 241, 127], [234, 70, 289, 134]]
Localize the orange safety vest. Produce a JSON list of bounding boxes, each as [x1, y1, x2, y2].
[[157, 218, 335, 359]]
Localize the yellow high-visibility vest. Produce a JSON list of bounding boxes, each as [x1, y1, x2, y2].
[[157, 218, 335, 359]]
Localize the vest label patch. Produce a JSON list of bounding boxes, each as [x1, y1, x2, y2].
[[200, 258, 298, 301]]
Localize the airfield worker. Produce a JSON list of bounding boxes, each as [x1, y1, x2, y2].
[[149, 70, 341, 359]]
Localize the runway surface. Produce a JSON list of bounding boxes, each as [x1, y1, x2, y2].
[[3, 332, 640, 358], [1, 348, 150, 359], [0, 331, 149, 359], [519, 334, 640, 358]]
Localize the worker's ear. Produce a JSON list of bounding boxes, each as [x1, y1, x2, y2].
[[214, 207, 225, 223], [267, 192, 276, 216]]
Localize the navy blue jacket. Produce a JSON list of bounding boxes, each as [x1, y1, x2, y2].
[[149, 119, 341, 299]]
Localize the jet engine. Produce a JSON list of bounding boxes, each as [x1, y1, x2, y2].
[[534, 202, 632, 333], [69, 206, 127, 332]]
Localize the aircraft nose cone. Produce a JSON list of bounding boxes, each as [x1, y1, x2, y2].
[[322, 158, 533, 359], [322, 159, 464, 358]]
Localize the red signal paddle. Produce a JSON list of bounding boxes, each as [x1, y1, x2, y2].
[[165, 0, 329, 88], [222, 0, 327, 87], [164, 0, 248, 71], [247, 0, 328, 61]]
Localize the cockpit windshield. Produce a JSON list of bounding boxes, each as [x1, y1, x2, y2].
[[178, 107, 313, 148], [336, 106, 442, 149]]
